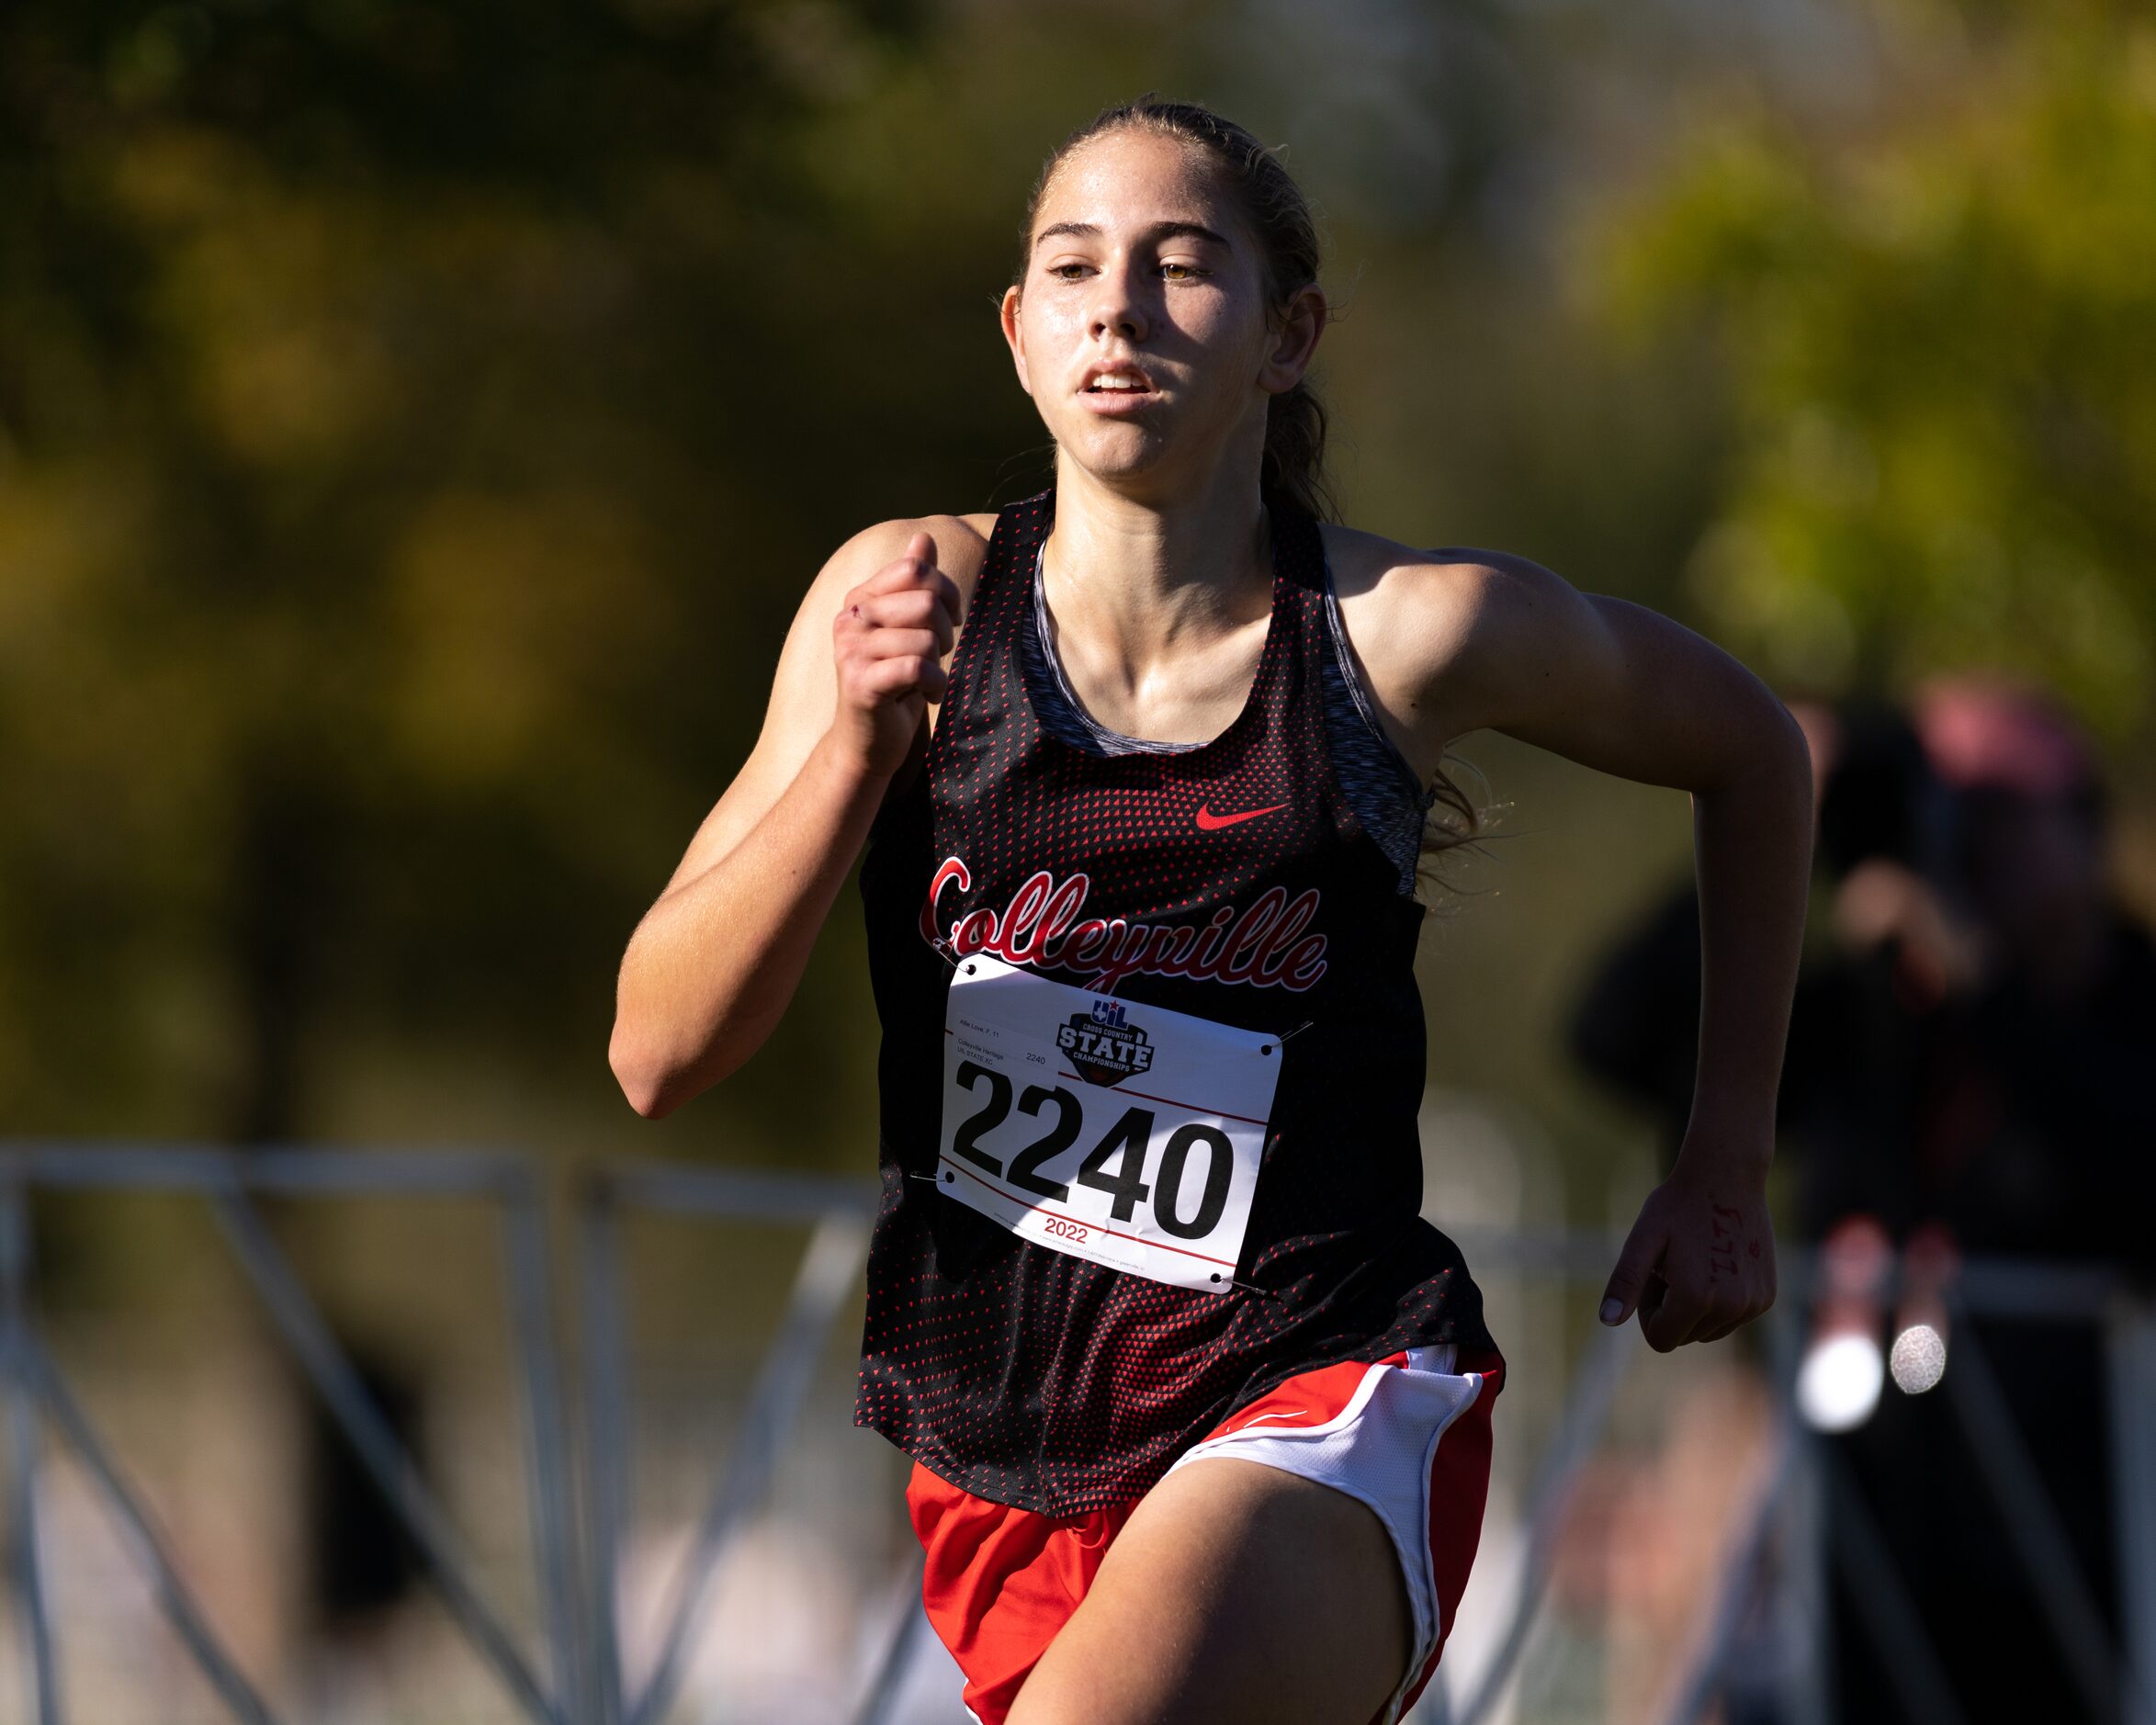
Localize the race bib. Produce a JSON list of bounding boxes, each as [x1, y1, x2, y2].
[[936, 953, 1282, 1293]]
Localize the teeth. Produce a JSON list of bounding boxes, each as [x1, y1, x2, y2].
[[1091, 377, 1146, 391]]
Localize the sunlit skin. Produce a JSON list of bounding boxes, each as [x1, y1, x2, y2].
[[1001, 134, 1315, 511], [611, 121, 1811, 1725]]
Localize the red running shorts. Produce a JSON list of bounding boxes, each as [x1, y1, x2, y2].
[[904, 1341, 1507, 1724]]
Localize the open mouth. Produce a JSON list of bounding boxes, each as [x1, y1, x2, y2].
[[1083, 366, 1157, 397]]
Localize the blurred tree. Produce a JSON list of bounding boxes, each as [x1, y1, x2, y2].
[[0, 0, 988, 1147], [1593, 1, 2156, 743]]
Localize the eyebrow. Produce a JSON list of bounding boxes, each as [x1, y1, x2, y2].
[[1033, 219, 1234, 251]]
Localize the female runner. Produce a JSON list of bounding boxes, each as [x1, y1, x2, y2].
[[611, 98, 1806, 1725]]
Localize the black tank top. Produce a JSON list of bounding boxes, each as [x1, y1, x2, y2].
[[853, 484, 1497, 1516]]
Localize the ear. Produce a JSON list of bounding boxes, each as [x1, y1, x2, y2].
[[1257, 283, 1326, 396], [999, 285, 1032, 398]]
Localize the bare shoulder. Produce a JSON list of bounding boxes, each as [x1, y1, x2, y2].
[[1317, 522, 1560, 768], [816, 510, 998, 604], [754, 508, 1000, 741], [663, 508, 998, 893]]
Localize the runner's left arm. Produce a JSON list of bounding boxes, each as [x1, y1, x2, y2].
[[1439, 554, 1812, 1351]]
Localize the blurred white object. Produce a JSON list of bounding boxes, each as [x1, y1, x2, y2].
[[1889, 1322, 1947, 1393], [1797, 1329, 1886, 1431], [1889, 1222, 1959, 1399], [1798, 1214, 1893, 1431]]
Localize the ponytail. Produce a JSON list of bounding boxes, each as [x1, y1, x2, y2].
[[1263, 380, 1337, 524]]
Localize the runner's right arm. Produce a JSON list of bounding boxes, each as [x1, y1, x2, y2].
[[608, 518, 983, 1119]]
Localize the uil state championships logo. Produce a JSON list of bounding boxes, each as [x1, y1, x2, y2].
[[1058, 998, 1155, 1088]]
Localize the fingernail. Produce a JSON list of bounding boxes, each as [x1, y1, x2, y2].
[[1599, 1297, 1624, 1325]]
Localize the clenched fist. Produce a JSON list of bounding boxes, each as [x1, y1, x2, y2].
[[1599, 1152, 1777, 1351], [830, 531, 965, 778]]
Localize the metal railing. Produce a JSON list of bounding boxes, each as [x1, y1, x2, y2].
[[576, 1163, 875, 1725], [0, 1143, 584, 1725], [1406, 1228, 2151, 1725], [3, 1140, 2151, 1725]]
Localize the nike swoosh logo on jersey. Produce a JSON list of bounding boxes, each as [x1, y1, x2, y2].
[[1194, 802, 1292, 831]]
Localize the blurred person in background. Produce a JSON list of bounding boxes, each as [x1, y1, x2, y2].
[[1570, 696, 1846, 1190], [1899, 675, 2156, 1267], [1821, 674, 2156, 1725], [610, 96, 1805, 1725], [1572, 674, 2156, 1723], [1772, 698, 1985, 1252], [1790, 677, 2153, 1724], [1570, 693, 1970, 1224]]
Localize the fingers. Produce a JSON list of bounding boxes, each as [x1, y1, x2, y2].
[[1603, 1218, 1722, 1352], [852, 536, 964, 628], [849, 629, 948, 671], [1644, 1271, 1774, 1350], [844, 587, 958, 654], [1693, 1280, 1778, 1347], [830, 532, 963, 727], [1608, 1241, 1712, 1351], [1598, 1216, 1665, 1330], [855, 652, 948, 703], [1604, 1178, 1778, 1352], [834, 618, 948, 699], [1641, 1280, 1712, 1353]]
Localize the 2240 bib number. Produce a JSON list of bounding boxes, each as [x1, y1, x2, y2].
[[934, 955, 1281, 1292], [948, 1062, 1235, 1239]]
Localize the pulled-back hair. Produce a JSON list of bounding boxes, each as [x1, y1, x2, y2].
[[1011, 96, 1340, 524]]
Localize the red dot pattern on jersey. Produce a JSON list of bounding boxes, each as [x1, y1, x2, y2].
[[854, 486, 1498, 1516]]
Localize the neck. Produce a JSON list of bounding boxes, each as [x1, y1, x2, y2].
[[1042, 454, 1274, 656]]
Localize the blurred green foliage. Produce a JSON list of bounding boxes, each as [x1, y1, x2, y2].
[[0, 0, 976, 1145], [1596, 2, 2156, 736]]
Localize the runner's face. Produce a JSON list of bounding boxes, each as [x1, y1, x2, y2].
[[1002, 130, 1320, 494]]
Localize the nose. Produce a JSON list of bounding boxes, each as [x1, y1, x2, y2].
[[1089, 253, 1149, 344]]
